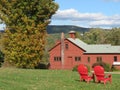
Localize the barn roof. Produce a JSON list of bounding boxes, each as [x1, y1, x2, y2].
[[67, 38, 120, 54]]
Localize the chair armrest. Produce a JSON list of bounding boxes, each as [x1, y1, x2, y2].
[[108, 74, 112, 78], [105, 74, 112, 78]]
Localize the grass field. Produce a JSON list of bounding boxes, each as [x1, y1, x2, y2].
[[0, 68, 120, 90]]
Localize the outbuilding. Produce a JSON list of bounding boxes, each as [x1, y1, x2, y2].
[[49, 31, 120, 70]]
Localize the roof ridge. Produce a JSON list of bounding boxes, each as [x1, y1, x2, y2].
[[67, 38, 120, 53]]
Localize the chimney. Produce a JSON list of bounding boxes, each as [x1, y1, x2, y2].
[[61, 32, 64, 69], [69, 31, 76, 39]]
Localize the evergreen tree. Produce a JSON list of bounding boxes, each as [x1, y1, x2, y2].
[[0, 0, 58, 68]]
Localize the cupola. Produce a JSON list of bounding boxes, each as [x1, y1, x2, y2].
[[69, 31, 76, 39]]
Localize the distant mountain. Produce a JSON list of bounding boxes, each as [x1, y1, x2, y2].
[[47, 25, 90, 34], [0, 25, 90, 34]]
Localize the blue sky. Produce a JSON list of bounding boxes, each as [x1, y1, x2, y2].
[[51, 0, 120, 28], [0, 0, 120, 30]]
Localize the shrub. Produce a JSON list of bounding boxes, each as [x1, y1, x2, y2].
[[72, 64, 90, 72], [92, 62, 111, 72], [86, 65, 90, 72], [35, 63, 47, 69], [0, 50, 4, 67], [72, 65, 78, 71], [111, 66, 119, 71]]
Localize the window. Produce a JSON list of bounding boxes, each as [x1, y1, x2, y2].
[[54, 57, 61, 61], [54, 57, 56, 61], [88, 57, 90, 63], [65, 43, 68, 50], [96, 57, 102, 62], [114, 56, 117, 62], [75, 57, 81, 61]]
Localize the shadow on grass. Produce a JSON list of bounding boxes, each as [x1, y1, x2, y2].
[[74, 79, 105, 85], [35, 63, 50, 69]]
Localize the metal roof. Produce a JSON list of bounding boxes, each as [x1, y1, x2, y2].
[[67, 38, 120, 54]]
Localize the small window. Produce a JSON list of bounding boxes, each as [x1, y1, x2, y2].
[[54, 56, 61, 61], [75, 57, 81, 61], [54, 57, 57, 61], [59, 57, 61, 61], [100, 57, 102, 61], [65, 43, 68, 50], [88, 57, 90, 63], [96, 57, 102, 62], [114, 56, 117, 62]]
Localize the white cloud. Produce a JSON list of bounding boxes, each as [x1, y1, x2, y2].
[[52, 9, 120, 28], [90, 20, 120, 27], [53, 9, 106, 21]]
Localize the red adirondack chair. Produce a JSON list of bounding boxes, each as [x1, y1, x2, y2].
[[77, 64, 93, 83], [93, 65, 112, 85]]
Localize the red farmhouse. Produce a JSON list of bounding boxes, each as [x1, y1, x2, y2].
[[49, 31, 120, 70]]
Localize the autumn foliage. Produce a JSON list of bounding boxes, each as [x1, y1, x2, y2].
[[0, 0, 58, 68]]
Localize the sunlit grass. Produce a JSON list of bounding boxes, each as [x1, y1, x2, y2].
[[0, 68, 120, 90]]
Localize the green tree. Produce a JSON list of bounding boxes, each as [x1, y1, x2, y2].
[[0, 0, 58, 68], [75, 31, 83, 40], [106, 28, 120, 45], [83, 28, 107, 44]]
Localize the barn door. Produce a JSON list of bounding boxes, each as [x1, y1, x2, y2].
[[66, 56, 73, 69]]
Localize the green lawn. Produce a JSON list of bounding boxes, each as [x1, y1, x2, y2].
[[0, 68, 120, 90]]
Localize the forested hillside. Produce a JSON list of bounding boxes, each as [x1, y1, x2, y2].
[[47, 25, 90, 34], [46, 28, 120, 50], [0, 25, 89, 34]]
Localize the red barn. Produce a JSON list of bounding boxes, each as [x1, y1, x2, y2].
[[49, 31, 120, 70]]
